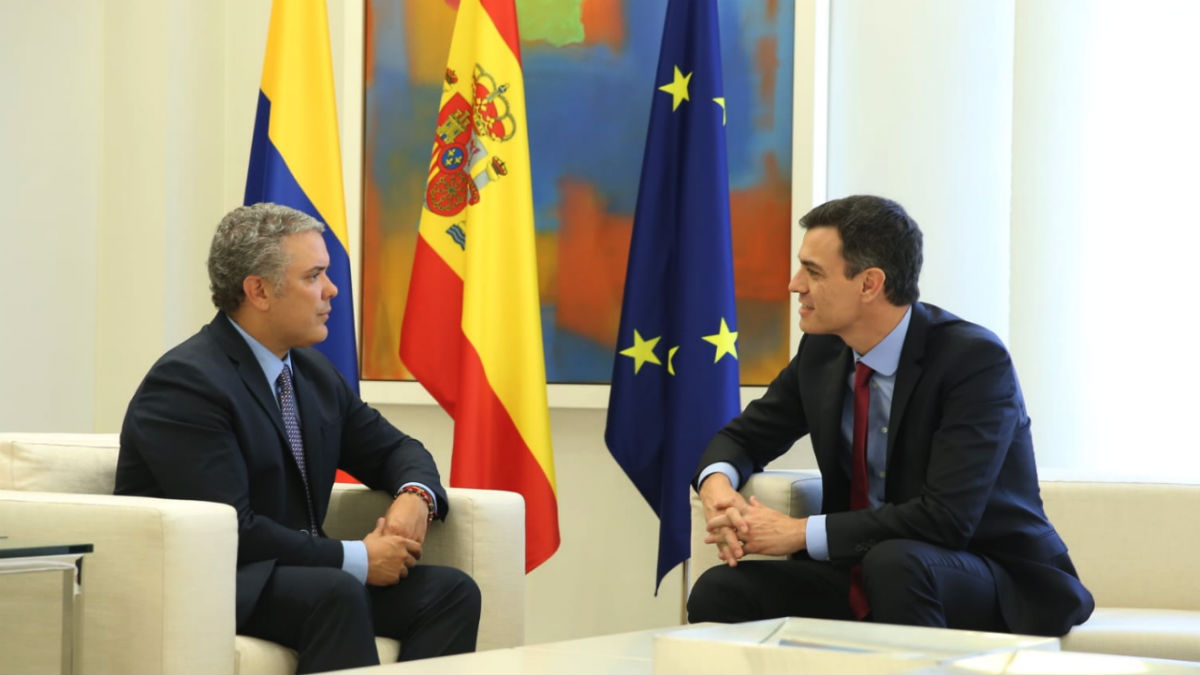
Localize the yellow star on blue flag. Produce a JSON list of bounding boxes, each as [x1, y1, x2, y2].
[[620, 330, 663, 374], [658, 66, 692, 111], [702, 318, 739, 363]]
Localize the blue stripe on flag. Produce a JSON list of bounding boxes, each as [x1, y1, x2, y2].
[[245, 91, 359, 390]]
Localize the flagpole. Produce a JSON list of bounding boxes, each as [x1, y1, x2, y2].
[[680, 558, 691, 624]]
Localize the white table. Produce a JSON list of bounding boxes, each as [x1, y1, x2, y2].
[[652, 618, 1057, 674], [330, 618, 1200, 675], [332, 624, 671, 674]]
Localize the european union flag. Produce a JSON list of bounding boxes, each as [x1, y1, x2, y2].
[[605, 0, 741, 590]]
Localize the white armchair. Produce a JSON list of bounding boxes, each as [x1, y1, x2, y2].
[[0, 433, 525, 674], [689, 468, 1200, 662]]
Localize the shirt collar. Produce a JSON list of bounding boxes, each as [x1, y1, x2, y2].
[[855, 306, 912, 377], [227, 314, 293, 391]]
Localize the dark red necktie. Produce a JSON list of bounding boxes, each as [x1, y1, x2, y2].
[[848, 361, 874, 619]]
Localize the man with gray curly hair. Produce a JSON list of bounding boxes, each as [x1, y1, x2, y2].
[[116, 202, 481, 672], [207, 202, 326, 314]]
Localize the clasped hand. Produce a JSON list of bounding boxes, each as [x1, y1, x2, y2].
[[702, 477, 806, 567], [362, 491, 434, 586], [362, 517, 421, 586]]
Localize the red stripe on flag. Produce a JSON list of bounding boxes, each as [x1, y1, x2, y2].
[[401, 238, 559, 571], [400, 237, 465, 415], [453, 343, 560, 572], [480, 0, 523, 64]]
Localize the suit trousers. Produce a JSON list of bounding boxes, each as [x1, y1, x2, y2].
[[688, 539, 1006, 632], [239, 564, 481, 674]]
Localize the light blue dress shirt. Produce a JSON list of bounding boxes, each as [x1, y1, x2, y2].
[[698, 307, 913, 561], [805, 306, 911, 560]]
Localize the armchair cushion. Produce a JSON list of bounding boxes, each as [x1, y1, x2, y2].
[[1060, 608, 1200, 662], [0, 433, 119, 494]]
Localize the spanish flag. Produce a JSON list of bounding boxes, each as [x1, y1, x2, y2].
[[245, 0, 357, 392], [401, 0, 559, 571]]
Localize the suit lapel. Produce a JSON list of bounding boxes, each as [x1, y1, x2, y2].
[[798, 341, 852, 511], [815, 345, 852, 460], [208, 313, 288, 441], [887, 303, 930, 464], [800, 342, 852, 482]]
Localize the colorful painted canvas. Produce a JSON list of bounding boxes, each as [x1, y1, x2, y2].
[[361, 0, 793, 384]]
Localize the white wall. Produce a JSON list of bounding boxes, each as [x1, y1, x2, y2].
[[0, 0, 354, 432], [827, 0, 1014, 340], [1011, 0, 1200, 479], [94, 1, 233, 430], [0, 2, 103, 432]]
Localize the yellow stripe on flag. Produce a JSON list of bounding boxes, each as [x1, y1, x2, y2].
[[259, 1, 348, 247]]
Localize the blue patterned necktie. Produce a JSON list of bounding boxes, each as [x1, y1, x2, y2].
[[277, 364, 318, 533]]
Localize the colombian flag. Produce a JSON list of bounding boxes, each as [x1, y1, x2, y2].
[[245, 0, 358, 392], [401, 0, 559, 571]]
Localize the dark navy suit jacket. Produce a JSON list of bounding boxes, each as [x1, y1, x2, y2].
[[116, 313, 446, 626], [697, 302, 1094, 636]]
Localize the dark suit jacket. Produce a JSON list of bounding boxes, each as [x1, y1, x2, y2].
[[116, 313, 447, 626], [697, 302, 1093, 636]]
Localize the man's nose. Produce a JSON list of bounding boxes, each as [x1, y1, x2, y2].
[[788, 270, 805, 294], [325, 276, 338, 299]]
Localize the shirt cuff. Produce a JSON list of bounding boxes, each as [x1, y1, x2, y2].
[[805, 514, 829, 561], [341, 539, 368, 584], [399, 481, 438, 516], [697, 462, 740, 491]]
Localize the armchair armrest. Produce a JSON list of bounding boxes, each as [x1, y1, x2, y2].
[[0, 490, 237, 674], [742, 469, 823, 517], [689, 470, 823, 589], [323, 484, 526, 650]]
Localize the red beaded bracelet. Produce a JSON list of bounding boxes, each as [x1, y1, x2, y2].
[[399, 485, 436, 522]]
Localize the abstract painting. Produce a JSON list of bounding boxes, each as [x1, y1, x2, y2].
[[360, 0, 794, 384]]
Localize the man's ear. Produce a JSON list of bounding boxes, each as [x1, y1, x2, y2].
[[242, 275, 272, 311], [861, 268, 886, 302]]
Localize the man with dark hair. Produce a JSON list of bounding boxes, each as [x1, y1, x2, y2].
[[116, 203, 480, 673], [689, 195, 1093, 636]]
